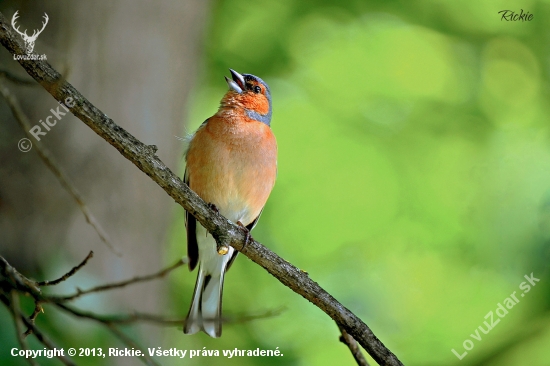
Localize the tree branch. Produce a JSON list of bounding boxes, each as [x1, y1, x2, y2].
[[37, 251, 94, 286], [18, 310, 77, 366], [1, 253, 275, 326], [0, 11, 403, 365], [0, 294, 76, 366], [8, 291, 38, 366], [23, 302, 43, 337], [52, 257, 186, 301], [1, 253, 280, 365], [54, 302, 188, 326], [339, 323, 370, 366]]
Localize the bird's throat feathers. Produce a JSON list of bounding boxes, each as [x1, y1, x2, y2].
[[219, 91, 271, 125]]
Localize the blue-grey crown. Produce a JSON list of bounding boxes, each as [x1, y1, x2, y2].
[[243, 74, 272, 126]]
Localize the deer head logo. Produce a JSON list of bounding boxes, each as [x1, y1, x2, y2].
[[11, 11, 49, 54]]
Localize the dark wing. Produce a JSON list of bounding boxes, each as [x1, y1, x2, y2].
[[246, 208, 264, 231], [184, 119, 210, 271], [184, 167, 199, 271]]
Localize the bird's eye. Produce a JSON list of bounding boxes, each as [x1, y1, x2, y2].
[[253, 86, 261, 94]]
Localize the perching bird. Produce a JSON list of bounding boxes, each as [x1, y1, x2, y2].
[[183, 69, 277, 337]]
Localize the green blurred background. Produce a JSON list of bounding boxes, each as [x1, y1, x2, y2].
[[171, 1, 550, 365], [2, 0, 550, 365]]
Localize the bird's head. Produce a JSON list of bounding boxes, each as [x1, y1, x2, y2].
[[222, 69, 272, 126]]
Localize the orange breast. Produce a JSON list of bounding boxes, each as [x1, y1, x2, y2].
[[186, 112, 277, 225]]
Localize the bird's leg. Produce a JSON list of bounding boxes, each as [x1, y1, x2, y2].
[[236, 221, 252, 251]]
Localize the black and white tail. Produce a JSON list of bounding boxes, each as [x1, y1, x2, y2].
[[184, 221, 235, 338]]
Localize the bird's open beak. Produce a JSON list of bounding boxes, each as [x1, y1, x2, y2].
[[225, 69, 245, 93]]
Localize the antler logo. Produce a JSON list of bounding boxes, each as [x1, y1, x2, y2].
[[11, 11, 49, 54]]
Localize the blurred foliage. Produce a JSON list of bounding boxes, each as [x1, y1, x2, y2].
[[168, 0, 550, 365], [3, 1, 550, 365]]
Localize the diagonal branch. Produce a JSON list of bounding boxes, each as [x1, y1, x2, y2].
[[23, 302, 43, 337], [0, 11, 403, 366], [8, 292, 38, 366], [37, 251, 94, 286], [18, 312, 76, 366], [0, 294, 76, 366], [339, 323, 370, 366]]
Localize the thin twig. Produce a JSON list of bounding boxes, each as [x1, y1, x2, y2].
[[9, 292, 38, 366], [52, 257, 186, 301], [54, 301, 281, 327], [19, 313, 76, 366], [23, 300, 44, 338], [23, 302, 44, 337], [58, 304, 185, 325], [0, 79, 120, 256], [0, 294, 75, 366], [1, 255, 188, 327], [2, 253, 282, 366], [339, 323, 370, 366], [0, 256, 42, 299], [223, 306, 286, 324], [37, 251, 94, 286]]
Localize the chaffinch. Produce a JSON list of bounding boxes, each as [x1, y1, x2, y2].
[[183, 69, 277, 337]]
